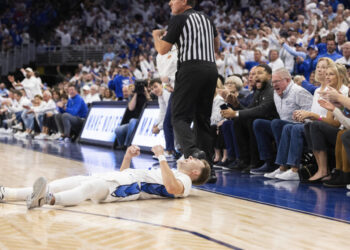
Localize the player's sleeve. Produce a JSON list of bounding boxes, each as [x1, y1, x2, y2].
[[162, 16, 184, 44], [174, 173, 192, 198]]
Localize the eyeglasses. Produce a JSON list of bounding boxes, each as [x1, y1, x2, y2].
[[272, 79, 285, 85]]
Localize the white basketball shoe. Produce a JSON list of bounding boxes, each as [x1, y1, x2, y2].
[[27, 177, 49, 209]]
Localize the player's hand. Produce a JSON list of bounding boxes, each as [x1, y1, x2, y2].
[[152, 145, 164, 157], [152, 125, 160, 134], [126, 145, 140, 158]]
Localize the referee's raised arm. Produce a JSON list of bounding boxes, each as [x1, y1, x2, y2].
[[152, 29, 172, 55]]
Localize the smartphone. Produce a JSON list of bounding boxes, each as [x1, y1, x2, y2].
[[220, 104, 228, 110]]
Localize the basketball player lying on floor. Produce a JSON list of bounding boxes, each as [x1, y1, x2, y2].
[[0, 145, 210, 209]]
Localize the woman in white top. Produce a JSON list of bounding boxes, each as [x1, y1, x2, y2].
[[319, 95, 350, 188], [302, 63, 349, 182]]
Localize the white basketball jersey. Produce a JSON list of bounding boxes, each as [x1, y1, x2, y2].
[[92, 168, 192, 202]]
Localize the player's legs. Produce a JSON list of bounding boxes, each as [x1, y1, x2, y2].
[[27, 176, 110, 208], [48, 175, 92, 193], [0, 176, 90, 202], [0, 186, 32, 201], [52, 178, 109, 206]]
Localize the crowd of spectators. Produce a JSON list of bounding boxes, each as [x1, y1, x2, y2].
[[1, 0, 350, 189], [0, 0, 80, 52]]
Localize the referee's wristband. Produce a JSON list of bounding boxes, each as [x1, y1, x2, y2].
[[158, 155, 167, 162]]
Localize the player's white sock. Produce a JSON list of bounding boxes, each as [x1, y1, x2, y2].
[[1, 187, 32, 201]]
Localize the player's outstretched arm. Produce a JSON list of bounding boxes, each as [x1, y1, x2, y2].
[[120, 145, 140, 171], [152, 145, 184, 195]]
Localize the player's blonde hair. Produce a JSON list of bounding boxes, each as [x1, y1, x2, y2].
[[192, 159, 211, 185]]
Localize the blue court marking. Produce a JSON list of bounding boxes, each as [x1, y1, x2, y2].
[[2, 202, 240, 250], [194, 187, 350, 225]]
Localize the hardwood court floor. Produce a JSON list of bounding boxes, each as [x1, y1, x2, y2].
[[0, 143, 350, 249]]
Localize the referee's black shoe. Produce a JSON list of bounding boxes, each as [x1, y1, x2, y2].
[[191, 150, 206, 160]]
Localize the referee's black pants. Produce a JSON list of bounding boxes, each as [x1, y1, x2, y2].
[[171, 61, 217, 162]]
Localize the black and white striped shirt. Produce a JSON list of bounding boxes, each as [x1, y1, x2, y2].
[[163, 9, 217, 64]]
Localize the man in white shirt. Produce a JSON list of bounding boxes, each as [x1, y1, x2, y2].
[[130, 64, 143, 80], [0, 145, 211, 209], [8, 68, 42, 100], [156, 45, 178, 156], [279, 37, 296, 73], [56, 28, 71, 47], [336, 42, 350, 66], [85, 84, 101, 105], [216, 52, 226, 77], [149, 79, 171, 135], [33, 90, 58, 139], [8, 90, 31, 130], [260, 38, 270, 60], [156, 45, 177, 89], [268, 50, 285, 72]]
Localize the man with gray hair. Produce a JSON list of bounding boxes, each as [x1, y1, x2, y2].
[[85, 84, 101, 105], [251, 68, 313, 175], [34, 90, 58, 140], [336, 42, 350, 66]]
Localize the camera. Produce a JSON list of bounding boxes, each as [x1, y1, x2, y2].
[[134, 80, 146, 95]]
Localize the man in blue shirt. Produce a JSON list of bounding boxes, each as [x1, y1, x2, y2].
[[237, 48, 267, 71], [296, 45, 320, 81], [103, 47, 116, 61], [320, 38, 342, 61], [0, 83, 9, 97], [108, 65, 135, 100], [55, 84, 88, 142]]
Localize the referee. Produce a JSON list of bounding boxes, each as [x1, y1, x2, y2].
[[153, 0, 220, 183]]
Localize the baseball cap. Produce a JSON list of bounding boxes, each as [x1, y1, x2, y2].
[[307, 45, 318, 51], [25, 67, 33, 73], [82, 85, 90, 91], [262, 37, 269, 43], [306, 3, 317, 11]]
